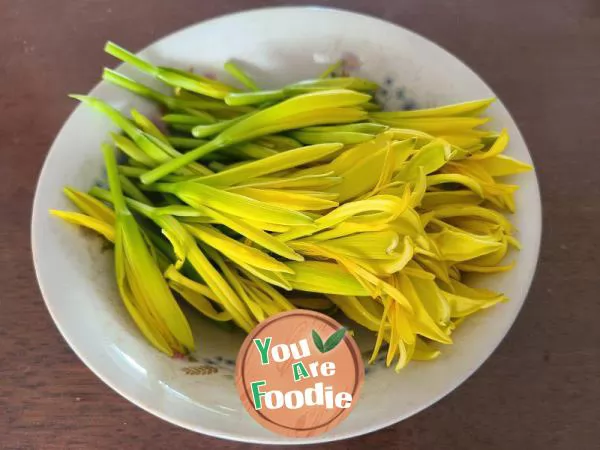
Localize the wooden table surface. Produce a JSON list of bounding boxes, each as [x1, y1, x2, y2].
[[1, 1, 599, 449]]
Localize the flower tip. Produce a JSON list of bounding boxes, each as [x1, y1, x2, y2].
[[288, 252, 305, 262]]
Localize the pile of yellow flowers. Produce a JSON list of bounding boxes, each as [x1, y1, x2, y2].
[[51, 42, 532, 371]]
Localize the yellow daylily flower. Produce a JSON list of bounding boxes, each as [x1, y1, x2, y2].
[[50, 210, 115, 242], [370, 98, 494, 119], [58, 58, 535, 372], [469, 129, 509, 160], [155, 181, 314, 226], [371, 116, 489, 134], [63, 187, 115, 224], [231, 187, 339, 211], [102, 144, 195, 354], [475, 154, 533, 177]]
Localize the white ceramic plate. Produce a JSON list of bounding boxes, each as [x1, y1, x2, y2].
[[32, 7, 541, 444]]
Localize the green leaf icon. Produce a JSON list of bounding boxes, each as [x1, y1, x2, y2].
[[312, 329, 325, 352], [312, 327, 347, 353], [323, 327, 347, 353]]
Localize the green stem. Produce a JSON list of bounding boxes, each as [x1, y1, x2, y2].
[[139, 133, 212, 176], [91, 185, 153, 216], [103, 69, 167, 105], [140, 140, 223, 185], [162, 113, 215, 126], [168, 124, 195, 133], [117, 165, 146, 177], [71, 95, 138, 137], [104, 68, 231, 116], [191, 112, 252, 138], [147, 182, 178, 195], [130, 109, 169, 143], [104, 68, 229, 114], [167, 136, 207, 149], [191, 121, 232, 138], [118, 165, 187, 182], [167, 68, 237, 91], [119, 175, 152, 204], [111, 133, 155, 166], [224, 61, 259, 91], [174, 97, 253, 113], [224, 90, 285, 106], [104, 41, 157, 75], [101, 144, 128, 215], [90, 186, 206, 284]]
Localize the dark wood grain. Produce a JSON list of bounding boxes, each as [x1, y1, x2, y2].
[[1, 1, 599, 449]]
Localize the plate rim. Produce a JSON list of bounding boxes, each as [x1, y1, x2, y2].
[[31, 5, 542, 445]]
